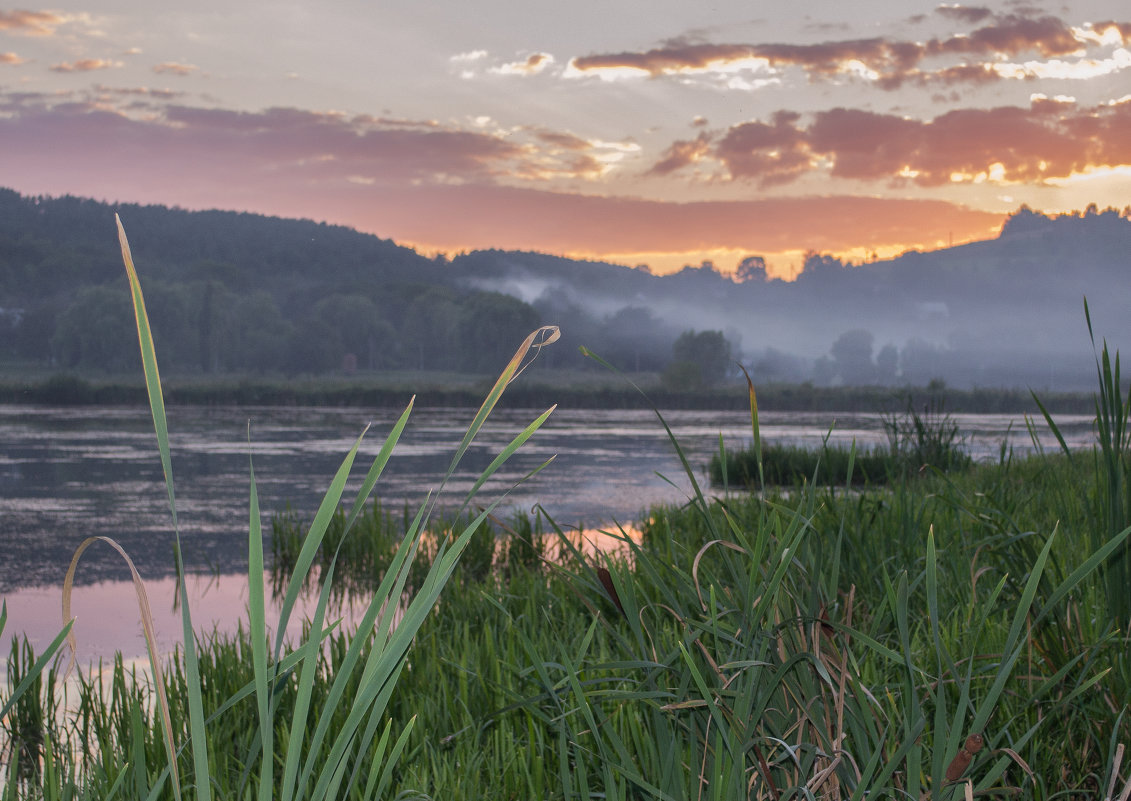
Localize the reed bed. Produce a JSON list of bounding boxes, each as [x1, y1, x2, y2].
[[710, 394, 974, 489]]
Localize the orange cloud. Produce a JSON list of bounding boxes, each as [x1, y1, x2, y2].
[[493, 52, 553, 75], [1093, 21, 1131, 41], [49, 58, 121, 73], [153, 62, 198, 76], [927, 15, 1082, 57], [0, 9, 65, 35], [1, 52, 26, 65], [313, 185, 1003, 264]]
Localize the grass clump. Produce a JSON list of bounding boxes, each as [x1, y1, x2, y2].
[[882, 393, 973, 475], [711, 440, 891, 487], [270, 502, 550, 597], [711, 392, 973, 489]]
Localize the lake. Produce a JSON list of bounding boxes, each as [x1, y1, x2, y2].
[[0, 402, 1096, 666]]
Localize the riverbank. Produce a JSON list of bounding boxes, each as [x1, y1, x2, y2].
[[0, 370, 1096, 413], [5, 449, 1128, 799]]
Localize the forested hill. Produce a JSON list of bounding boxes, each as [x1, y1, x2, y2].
[[0, 188, 439, 300], [2, 187, 1129, 391], [0, 189, 537, 375]]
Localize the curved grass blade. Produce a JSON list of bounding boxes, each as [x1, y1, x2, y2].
[[442, 326, 559, 489], [61, 535, 180, 800]]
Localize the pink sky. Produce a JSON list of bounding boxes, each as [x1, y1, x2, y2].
[[2, 2, 1129, 277]]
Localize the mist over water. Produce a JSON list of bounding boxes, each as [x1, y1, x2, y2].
[[462, 210, 1131, 393]]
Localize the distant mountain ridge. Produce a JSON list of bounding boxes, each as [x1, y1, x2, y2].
[[1, 187, 1128, 391]]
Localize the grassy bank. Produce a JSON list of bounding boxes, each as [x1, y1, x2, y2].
[[5, 446, 1130, 799]]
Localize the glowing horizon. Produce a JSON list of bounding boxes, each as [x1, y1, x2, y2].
[[1, 1, 1128, 278]]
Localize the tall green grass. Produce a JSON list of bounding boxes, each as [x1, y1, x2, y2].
[[1035, 299, 1131, 629], [5, 451, 1129, 798], [1, 216, 560, 800], [270, 503, 551, 599], [528, 389, 1127, 799]]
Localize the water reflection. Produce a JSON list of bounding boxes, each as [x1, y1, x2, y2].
[[0, 402, 1097, 668], [0, 521, 643, 675]]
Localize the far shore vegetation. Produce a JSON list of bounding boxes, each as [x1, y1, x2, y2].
[[0, 368, 1098, 414]]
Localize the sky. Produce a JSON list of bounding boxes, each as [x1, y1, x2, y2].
[[1, 1, 1129, 278]]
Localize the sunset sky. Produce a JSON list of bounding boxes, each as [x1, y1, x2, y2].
[[1, 1, 1129, 277]]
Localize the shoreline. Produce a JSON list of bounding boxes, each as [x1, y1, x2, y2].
[[0, 371, 1097, 414]]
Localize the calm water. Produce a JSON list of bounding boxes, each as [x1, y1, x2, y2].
[[0, 403, 1096, 664]]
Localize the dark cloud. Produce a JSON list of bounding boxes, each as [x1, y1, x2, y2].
[[568, 10, 1124, 90], [696, 101, 1129, 186], [93, 85, 185, 101], [928, 63, 1002, 86], [935, 5, 995, 24], [571, 43, 759, 75], [155, 105, 525, 181], [647, 132, 712, 176], [714, 111, 810, 185], [0, 95, 616, 196], [928, 14, 1082, 57], [757, 38, 925, 78], [807, 109, 920, 180], [535, 130, 590, 150]]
